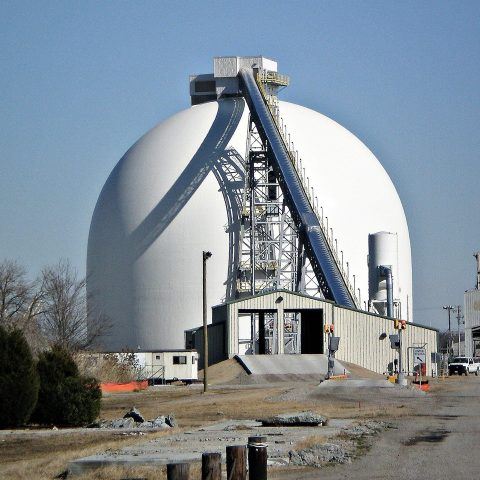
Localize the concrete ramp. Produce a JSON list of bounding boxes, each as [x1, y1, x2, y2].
[[235, 354, 348, 380]]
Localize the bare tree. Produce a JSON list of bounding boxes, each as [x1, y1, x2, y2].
[[39, 260, 110, 352], [0, 260, 43, 328], [0, 260, 47, 353]]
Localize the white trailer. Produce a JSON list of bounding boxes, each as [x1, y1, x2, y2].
[[138, 350, 199, 384]]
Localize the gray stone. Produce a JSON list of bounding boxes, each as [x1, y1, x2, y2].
[[289, 442, 351, 467], [151, 417, 172, 429], [139, 421, 154, 429], [112, 417, 136, 429], [152, 416, 166, 427], [259, 411, 326, 426], [124, 407, 145, 423], [92, 410, 176, 430], [165, 414, 176, 428]]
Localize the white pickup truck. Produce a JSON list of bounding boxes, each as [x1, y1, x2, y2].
[[448, 357, 479, 376]]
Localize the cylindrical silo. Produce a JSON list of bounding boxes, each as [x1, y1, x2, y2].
[[368, 231, 402, 317]]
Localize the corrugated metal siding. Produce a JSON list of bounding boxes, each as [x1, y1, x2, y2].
[[213, 304, 228, 324], [193, 322, 227, 370], [234, 291, 324, 311], [463, 290, 480, 357], [334, 306, 437, 374], [218, 291, 437, 374], [465, 290, 480, 329]]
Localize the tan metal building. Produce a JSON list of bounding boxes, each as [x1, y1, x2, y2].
[[187, 290, 437, 375]]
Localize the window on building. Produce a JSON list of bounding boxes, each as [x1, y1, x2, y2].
[[155, 355, 160, 360], [192, 356, 196, 364], [173, 355, 187, 365]]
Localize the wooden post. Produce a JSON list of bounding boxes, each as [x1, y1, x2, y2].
[[167, 462, 190, 480], [226, 445, 247, 480], [248, 436, 267, 480], [202, 452, 221, 480]]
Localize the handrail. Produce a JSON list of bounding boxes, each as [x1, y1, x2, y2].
[[238, 68, 358, 308], [256, 75, 360, 306]]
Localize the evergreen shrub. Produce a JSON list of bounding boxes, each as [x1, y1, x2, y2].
[[0, 326, 39, 427], [32, 347, 101, 426]]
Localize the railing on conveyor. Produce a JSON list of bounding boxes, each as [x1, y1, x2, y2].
[[257, 75, 361, 307], [238, 68, 359, 309]]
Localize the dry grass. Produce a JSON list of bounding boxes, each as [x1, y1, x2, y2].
[[0, 371, 427, 479], [76, 465, 167, 480], [100, 385, 333, 428], [1, 385, 296, 479], [0, 429, 172, 480], [74, 462, 202, 480]]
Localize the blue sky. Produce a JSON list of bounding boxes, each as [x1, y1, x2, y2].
[[1, 1, 479, 330]]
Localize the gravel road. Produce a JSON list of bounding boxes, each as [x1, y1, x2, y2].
[[273, 376, 480, 479]]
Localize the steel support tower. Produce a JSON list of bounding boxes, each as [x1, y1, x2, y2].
[[236, 118, 319, 298], [233, 65, 362, 354]]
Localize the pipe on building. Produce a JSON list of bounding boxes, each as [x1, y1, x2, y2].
[[379, 265, 394, 318]]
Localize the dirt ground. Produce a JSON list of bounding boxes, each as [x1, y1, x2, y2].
[[0, 360, 438, 480]]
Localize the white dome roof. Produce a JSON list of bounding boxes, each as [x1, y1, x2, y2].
[[87, 98, 412, 351]]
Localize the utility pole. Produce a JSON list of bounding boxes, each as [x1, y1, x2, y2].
[[203, 251, 212, 393], [456, 305, 463, 356], [474, 252, 480, 290], [443, 305, 454, 356]]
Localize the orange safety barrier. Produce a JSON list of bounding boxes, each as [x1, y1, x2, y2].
[[412, 381, 430, 392], [101, 380, 148, 393], [415, 383, 430, 392]]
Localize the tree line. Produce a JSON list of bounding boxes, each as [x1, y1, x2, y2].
[[0, 258, 109, 353], [0, 258, 106, 427]]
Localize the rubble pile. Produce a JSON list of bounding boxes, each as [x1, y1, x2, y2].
[[289, 442, 352, 466], [288, 420, 392, 468], [90, 407, 176, 430], [341, 420, 393, 438]]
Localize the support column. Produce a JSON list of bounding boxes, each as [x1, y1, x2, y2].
[[258, 312, 265, 354], [276, 305, 285, 354], [251, 313, 256, 354], [228, 306, 240, 357]]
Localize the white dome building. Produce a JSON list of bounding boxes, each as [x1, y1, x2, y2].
[[87, 58, 412, 352]]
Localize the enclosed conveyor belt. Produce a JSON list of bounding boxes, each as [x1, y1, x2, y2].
[[238, 68, 356, 308]]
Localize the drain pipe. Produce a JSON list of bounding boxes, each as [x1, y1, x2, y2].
[[379, 265, 394, 318], [385, 266, 394, 318]]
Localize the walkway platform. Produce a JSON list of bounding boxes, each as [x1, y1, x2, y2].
[[235, 354, 348, 378]]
